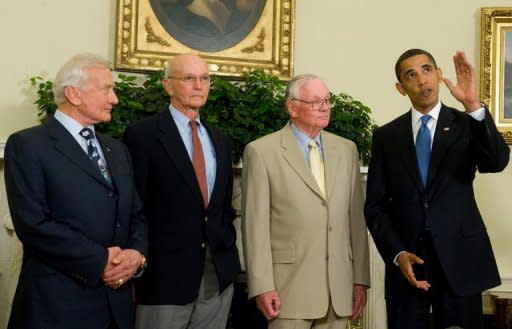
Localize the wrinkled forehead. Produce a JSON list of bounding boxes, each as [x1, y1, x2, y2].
[[172, 55, 209, 76], [299, 78, 329, 98]]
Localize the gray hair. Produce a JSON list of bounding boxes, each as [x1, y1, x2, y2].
[[285, 74, 323, 102], [53, 53, 111, 105]]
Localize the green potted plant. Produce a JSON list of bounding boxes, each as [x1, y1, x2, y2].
[[30, 70, 376, 164]]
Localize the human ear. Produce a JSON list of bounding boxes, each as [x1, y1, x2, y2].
[[162, 79, 174, 97], [64, 86, 81, 105], [395, 82, 407, 96]]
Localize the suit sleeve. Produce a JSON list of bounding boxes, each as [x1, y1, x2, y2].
[[241, 143, 275, 298], [222, 135, 237, 225], [122, 144, 148, 255], [364, 129, 407, 263], [123, 126, 151, 206], [471, 108, 510, 172], [348, 143, 370, 287], [4, 133, 108, 287]]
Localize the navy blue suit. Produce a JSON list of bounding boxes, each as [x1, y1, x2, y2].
[[123, 109, 240, 305], [365, 105, 509, 328], [5, 117, 147, 329]]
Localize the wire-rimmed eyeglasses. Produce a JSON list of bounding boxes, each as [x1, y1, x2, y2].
[[292, 97, 334, 111]]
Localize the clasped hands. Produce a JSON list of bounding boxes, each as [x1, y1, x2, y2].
[[102, 246, 143, 289]]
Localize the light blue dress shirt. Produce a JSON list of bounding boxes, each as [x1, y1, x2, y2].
[[54, 110, 108, 164], [290, 122, 324, 165], [169, 106, 217, 201]]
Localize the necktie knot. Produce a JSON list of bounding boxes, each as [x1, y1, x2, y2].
[[308, 140, 318, 150], [79, 127, 95, 140], [420, 115, 431, 126]]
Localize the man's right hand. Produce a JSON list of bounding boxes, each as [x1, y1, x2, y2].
[[397, 251, 431, 291], [255, 290, 281, 320]]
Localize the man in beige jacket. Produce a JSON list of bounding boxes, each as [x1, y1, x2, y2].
[[241, 74, 370, 329]]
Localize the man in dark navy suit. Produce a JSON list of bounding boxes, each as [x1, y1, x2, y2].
[[124, 53, 240, 329], [365, 49, 510, 329], [5, 53, 147, 329]]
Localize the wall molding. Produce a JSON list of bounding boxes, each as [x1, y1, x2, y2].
[[0, 140, 5, 159]]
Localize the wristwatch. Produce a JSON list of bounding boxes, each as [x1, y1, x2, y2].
[[132, 254, 147, 278]]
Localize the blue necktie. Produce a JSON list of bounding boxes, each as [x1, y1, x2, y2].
[[415, 115, 431, 187], [79, 128, 112, 185]]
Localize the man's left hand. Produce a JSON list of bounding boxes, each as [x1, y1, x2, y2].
[[102, 249, 143, 288], [443, 51, 481, 112], [349, 284, 367, 320]]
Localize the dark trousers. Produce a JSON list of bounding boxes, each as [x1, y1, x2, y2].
[[387, 232, 483, 329]]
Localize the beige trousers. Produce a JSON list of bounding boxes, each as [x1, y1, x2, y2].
[[268, 303, 349, 329]]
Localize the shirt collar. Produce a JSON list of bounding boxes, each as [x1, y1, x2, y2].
[[54, 110, 95, 137], [290, 122, 322, 147], [411, 101, 441, 125], [169, 105, 203, 130]]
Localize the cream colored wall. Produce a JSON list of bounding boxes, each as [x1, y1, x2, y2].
[[1, 0, 511, 325], [292, 0, 512, 281]]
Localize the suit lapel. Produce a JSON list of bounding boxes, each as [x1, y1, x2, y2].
[[281, 124, 325, 199], [47, 118, 111, 188], [321, 132, 340, 199], [204, 123, 226, 208], [395, 112, 425, 192], [428, 105, 458, 189], [96, 133, 118, 189], [157, 110, 204, 206]]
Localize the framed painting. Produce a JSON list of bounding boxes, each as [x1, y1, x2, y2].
[[115, 0, 295, 79], [480, 7, 512, 143]]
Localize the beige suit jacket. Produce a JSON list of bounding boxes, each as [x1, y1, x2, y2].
[[241, 123, 370, 319]]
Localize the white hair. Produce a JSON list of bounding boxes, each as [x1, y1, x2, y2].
[[53, 53, 111, 105], [284, 73, 323, 102]]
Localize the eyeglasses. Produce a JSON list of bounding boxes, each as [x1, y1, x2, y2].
[[292, 97, 333, 111], [168, 75, 211, 85]]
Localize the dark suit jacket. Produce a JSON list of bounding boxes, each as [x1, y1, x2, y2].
[[364, 105, 509, 301], [123, 109, 240, 305], [4, 117, 147, 329]]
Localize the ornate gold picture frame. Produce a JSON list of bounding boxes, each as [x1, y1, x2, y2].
[[480, 7, 512, 143], [115, 0, 294, 79]]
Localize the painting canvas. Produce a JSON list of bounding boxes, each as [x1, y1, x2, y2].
[[505, 30, 512, 119], [115, 0, 295, 79], [480, 7, 512, 143]]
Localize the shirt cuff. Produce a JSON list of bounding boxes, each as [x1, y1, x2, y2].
[[393, 250, 407, 266], [467, 107, 485, 121]]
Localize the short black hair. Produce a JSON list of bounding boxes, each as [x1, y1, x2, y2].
[[395, 48, 437, 82]]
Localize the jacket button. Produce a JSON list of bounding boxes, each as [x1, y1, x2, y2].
[[423, 202, 429, 208], [108, 191, 115, 197], [204, 217, 208, 222], [201, 242, 206, 248]]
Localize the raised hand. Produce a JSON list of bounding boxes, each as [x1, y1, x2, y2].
[[442, 51, 481, 112]]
